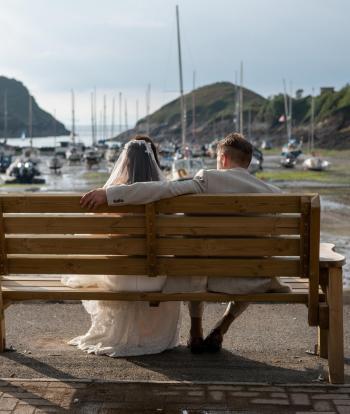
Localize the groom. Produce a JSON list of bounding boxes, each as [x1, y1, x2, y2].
[[81, 133, 289, 353]]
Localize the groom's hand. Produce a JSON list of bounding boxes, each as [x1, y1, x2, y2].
[[80, 188, 107, 210]]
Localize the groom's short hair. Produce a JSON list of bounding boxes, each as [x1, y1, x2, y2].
[[217, 133, 253, 168]]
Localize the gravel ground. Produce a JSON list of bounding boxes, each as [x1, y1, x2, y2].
[[1, 302, 349, 383]]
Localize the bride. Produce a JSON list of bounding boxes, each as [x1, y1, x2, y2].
[[62, 137, 181, 357]]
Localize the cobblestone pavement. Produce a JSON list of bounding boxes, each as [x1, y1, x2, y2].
[[0, 379, 350, 413]]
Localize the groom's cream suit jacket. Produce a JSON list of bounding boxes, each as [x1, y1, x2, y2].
[[106, 168, 289, 294]]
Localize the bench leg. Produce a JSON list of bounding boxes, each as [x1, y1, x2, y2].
[[317, 302, 328, 358], [317, 326, 328, 359], [0, 303, 5, 352], [327, 267, 344, 384]]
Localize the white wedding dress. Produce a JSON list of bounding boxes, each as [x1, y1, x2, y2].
[[63, 274, 181, 357], [62, 140, 181, 357]]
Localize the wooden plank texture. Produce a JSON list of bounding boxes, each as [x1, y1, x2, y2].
[[7, 255, 301, 277], [6, 235, 146, 255], [0, 194, 144, 214], [1, 278, 315, 293], [308, 195, 321, 326], [1, 287, 313, 303], [5, 215, 146, 235], [327, 267, 344, 383], [0, 193, 316, 215], [157, 194, 305, 214], [157, 216, 300, 236], [6, 235, 300, 257]]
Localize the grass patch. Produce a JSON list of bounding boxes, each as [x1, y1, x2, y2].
[[261, 148, 350, 158], [0, 183, 41, 188], [257, 169, 350, 184], [82, 172, 109, 180]]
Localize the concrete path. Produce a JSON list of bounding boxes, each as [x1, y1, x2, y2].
[[1, 302, 349, 383]]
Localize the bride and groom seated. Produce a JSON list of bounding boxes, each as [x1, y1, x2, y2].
[[63, 133, 290, 357]]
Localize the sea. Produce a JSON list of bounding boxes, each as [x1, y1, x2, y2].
[[3, 125, 126, 148]]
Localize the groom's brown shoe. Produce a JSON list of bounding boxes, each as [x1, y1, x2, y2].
[[203, 328, 223, 353], [187, 336, 205, 354]]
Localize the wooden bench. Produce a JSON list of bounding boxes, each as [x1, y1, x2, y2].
[[0, 193, 346, 383]]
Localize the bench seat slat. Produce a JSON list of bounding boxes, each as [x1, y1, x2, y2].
[[1, 287, 320, 303]]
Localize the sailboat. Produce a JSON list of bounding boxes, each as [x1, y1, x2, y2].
[[303, 91, 329, 171], [48, 111, 63, 174], [280, 81, 302, 168]]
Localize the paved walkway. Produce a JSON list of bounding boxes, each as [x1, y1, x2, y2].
[[0, 379, 350, 413], [3, 303, 350, 383]]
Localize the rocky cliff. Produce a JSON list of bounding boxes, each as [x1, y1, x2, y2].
[[0, 76, 69, 138]]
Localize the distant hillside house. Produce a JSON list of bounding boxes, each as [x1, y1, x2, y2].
[[320, 87, 335, 94]]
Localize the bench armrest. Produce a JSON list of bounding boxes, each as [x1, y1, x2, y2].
[[319, 243, 346, 269]]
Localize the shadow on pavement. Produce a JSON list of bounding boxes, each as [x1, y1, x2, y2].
[[127, 346, 325, 383]]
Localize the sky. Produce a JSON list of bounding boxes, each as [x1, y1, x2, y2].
[[1, 0, 349, 128]]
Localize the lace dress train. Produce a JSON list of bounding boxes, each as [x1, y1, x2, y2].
[[62, 274, 181, 357]]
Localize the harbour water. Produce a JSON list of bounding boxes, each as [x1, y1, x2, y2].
[[2, 125, 125, 148]]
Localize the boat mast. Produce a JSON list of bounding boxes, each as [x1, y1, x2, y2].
[[289, 82, 293, 138], [124, 98, 128, 136], [53, 109, 57, 148], [71, 89, 76, 145], [239, 61, 243, 135], [94, 87, 97, 143], [310, 88, 315, 152], [118, 92, 122, 133], [282, 79, 291, 140], [248, 106, 252, 141], [3, 91, 7, 141], [135, 99, 139, 132], [103, 94, 107, 140], [234, 71, 239, 131], [176, 5, 186, 148], [192, 70, 196, 141], [111, 96, 115, 138], [90, 91, 95, 145], [146, 83, 151, 135], [28, 93, 33, 148]]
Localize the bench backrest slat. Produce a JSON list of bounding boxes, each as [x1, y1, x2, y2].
[[6, 236, 300, 257], [1, 195, 144, 214], [7, 256, 301, 277]]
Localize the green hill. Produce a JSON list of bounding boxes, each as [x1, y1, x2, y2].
[[257, 86, 350, 148], [0, 76, 69, 138], [130, 82, 266, 143], [118, 81, 350, 148]]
